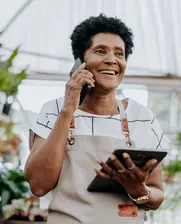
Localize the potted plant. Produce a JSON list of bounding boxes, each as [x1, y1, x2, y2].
[[0, 169, 29, 216], [0, 119, 22, 165], [2, 196, 48, 223], [0, 169, 47, 223], [162, 131, 181, 183], [0, 44, 28, 115]]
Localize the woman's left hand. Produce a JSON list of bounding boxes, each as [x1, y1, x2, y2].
[[95, 153, 157, 197]]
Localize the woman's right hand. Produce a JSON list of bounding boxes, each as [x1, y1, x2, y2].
[[63, 62, 95, 113]]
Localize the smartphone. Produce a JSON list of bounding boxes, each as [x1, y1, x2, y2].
[[69, 58, 90, 105], [87, 148, 167, 193]]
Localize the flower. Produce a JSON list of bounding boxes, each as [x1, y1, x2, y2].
[[2, 197, 48, 221]]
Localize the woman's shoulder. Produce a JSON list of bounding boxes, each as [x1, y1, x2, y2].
[[127, 98, 154, 122], [40, 97, 65, 115]]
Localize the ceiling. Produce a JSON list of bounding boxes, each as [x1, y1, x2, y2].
[[0, 0, 181, 79]]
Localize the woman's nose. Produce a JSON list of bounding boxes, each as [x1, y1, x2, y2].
[[104, 53, 117, 64]]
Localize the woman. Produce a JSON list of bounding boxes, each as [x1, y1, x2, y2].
[[25, 14, 170, 223]]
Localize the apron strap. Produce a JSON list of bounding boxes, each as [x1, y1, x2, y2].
[[117, 99, 126, 120], [117, 99, 132, 147]]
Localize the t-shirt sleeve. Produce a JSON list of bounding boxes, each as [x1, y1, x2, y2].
[[148, 109, 171, 151], [29, 102, 53, 149]]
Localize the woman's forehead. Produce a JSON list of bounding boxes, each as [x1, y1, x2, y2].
[[90, 33, 125, 50]]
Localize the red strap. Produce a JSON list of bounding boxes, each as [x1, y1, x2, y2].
[[70, 117, 75, 129], [122, 117, 129, 133]]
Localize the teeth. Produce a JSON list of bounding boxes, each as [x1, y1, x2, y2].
[[99, 70, 116, 75]]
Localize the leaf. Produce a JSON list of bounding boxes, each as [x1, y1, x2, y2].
[[0, 45, 28, 96], [1, 178, 20, 195], [0, 169, 29, 198], [1, 190, 11, 206], [0, 69, 27, 96], [163, 159, 181, 175], [6, 47, 19, 68], [15, 68, 27, 80], [0, 69, 9, 88]]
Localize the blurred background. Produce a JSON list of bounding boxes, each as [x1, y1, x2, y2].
[[0, 0, 181, 223]]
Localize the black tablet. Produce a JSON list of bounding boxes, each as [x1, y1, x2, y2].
[[87, 148, 167, 193]]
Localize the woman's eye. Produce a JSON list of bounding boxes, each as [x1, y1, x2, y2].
[[115, 52, 124, 57], [95, 49, 105, 54]]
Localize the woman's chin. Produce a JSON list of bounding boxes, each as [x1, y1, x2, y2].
[[93, 83, 118, 92]]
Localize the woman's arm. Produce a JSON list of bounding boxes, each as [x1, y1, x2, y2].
[[24, 62, 95, 197], [144, 164, 164, 210], [24, 108, 73, 197]]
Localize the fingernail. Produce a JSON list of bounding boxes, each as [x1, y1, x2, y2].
[[94, 168, 98, 173], [110, 154, 116, 161], [123, 153, 129, 158], [152, 161, 158, 168], [97, 160, 102, 165]]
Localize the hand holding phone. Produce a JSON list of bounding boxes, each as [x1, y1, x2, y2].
[[63, 58, 95, 112], [70, 58, 91, 105]]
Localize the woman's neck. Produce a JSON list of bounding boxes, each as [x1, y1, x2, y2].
[[79, 90, 119, 115]]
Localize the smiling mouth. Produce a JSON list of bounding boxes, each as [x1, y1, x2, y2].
[[98, 70, 118, 75]]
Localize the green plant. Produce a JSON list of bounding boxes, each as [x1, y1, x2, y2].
[[163, 160, 181, 177], [0, 44, 27, 97], [0, 168, 29, 216], [162, 131, 181, 181]]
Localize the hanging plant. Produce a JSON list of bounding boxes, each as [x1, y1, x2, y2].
[[0, 44, 28, 115]]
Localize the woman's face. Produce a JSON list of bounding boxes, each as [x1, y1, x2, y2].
[[84, 33, 127, 91]]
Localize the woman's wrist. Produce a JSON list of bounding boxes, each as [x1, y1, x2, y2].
[[127, 184, 150, 205], [60, 106, 75, 118], [142, 186, 164, 210], [127, 185, 164, 209], [126, 183, 149, 198]]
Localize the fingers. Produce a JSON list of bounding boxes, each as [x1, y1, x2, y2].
[[94, 154, 157, 188], [109, 154, 126, 172], [78, 77, 95, 88], [122, 153, 136, 170], [75, 72, 95, 87], [97, 160, 117, 176], [121, 153, 148, 183], [75, 69, 93, 78], [142, 159, 158, 173], [71, 65, 95, 88], [94, 169, 110, 179], [66, 73, 95, 92], [110, 153, 145, 183], [72, 69, 93, 80], [71, 62, 86, 78]]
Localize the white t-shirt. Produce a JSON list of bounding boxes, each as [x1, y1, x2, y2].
[[30, 97, 170, 209]]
